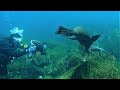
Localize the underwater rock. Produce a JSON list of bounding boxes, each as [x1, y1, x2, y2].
[[71, 61, 97, 79], [4, 38, 120, 79], [60, 53, 120, 79], [8, 58, 46, 79], [100, 29, 120, 61], [59, 66, 78, 79], [63, 51, 83, 71], [60, 61, 96, 79], [65, 56, 80, 71], [30, 59, 51, 68], [47, 62, 67, 78], [37, 76, 43, 79]]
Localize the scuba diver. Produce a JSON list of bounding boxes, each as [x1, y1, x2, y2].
[[0, 27, 47, 76]]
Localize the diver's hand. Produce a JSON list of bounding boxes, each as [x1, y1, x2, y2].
[[26, 45, 37, 58], [27, 45, 36, 53]]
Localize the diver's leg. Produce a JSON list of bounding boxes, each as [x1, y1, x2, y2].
[[0, 64, 8, 76]]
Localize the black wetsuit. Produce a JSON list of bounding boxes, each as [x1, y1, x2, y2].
[[0, 37, 27, 76]]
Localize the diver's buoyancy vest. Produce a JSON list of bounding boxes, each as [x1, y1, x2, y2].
[[0, 38, 10, 48]]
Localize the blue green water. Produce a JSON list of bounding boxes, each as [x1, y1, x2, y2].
[[0, 11, 119, 41], [0, 11, 120, 79]]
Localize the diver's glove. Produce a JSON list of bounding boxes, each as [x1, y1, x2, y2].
[[26, 45, 37, 57]]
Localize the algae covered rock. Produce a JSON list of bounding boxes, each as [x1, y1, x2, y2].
[[59, 65, 78, 79], [60, 53, 120, 79], [3, 39, 120, 79], [100, 29, 120, 60]]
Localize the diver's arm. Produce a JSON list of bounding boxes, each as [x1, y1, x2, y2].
[[3, 41, 46, 57], [6, 48, 28, 57], [6, 44, 37, 58]]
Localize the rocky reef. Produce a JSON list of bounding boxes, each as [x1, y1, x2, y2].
[[0, 30, 120, 79]]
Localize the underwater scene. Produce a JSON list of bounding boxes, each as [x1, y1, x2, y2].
[[0, 11, 120, 79]]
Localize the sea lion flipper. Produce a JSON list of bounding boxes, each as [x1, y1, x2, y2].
[[68, 38, 77, 40], [84, 35, 100, 52], [55, 26, 74, 36], [91, 35, 100, 42]]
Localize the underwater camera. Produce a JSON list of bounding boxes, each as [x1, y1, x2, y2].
[[30, 40, 47, 55]]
